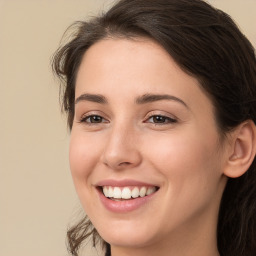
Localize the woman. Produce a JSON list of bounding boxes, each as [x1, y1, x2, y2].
[[52, 0, 256, 255]]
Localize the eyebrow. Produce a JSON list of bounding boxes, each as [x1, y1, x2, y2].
[[75, 93, 108, 104], [135, 93, 188, 108], [75, 93, 188, 108]]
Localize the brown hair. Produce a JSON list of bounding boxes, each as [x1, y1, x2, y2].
[[52, 0, 256, 255]]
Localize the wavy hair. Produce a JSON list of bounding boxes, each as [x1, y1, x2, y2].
[[52, 0, 256, 255]]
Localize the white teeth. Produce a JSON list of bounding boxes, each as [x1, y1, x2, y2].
[[146, 186, 156, 195], [131, 187, 139, 198], [113, 187, 122, 198], [139, 187, 146, 197], [122, 187, 131, 199], [102, 186, 157, 199], [103, 186, 108, 197], [108, 187, 114, 197]]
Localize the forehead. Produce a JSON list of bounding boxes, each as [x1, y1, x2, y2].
[[75, 38, 213, 113], [76, 38, 178, 88]]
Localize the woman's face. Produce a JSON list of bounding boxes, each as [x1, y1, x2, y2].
[[70, 38, 228, 251]]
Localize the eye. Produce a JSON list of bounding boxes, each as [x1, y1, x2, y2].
[[147, 115, 177, 124], [80, 115, 107, 124]]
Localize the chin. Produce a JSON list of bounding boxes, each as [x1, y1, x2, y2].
[[103, 234, 154, 249], [95, 221, 158, 249]]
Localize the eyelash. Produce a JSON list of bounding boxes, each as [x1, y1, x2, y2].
[[146, 115, 177, 125], [79, 114, 177, 125], [79, 114, 108, 124]]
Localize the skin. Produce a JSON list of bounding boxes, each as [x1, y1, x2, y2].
[[69, 38, 231, 256]]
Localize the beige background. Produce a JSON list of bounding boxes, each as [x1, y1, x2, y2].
[[0, 1, 255, 256]]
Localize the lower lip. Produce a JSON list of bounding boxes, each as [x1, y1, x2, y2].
[[97, 188, 157, 213]]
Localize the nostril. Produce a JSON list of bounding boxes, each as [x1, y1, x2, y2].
[[119, 162, 131, 166]]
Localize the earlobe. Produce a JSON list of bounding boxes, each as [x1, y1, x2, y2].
[[224, 120, 256, 178]]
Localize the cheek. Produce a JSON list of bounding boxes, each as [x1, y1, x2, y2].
[[146, 129, 218, 167], [69, 132, 101, 186], [143, 131, 222, 229], [69, 132, 104, 214], [145, 129, 221, 197]]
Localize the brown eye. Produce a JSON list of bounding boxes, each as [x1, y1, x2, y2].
[[148, 115, 176, 124], [81, 115, 105, 123]]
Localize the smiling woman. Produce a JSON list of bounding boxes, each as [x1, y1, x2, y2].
[[52, 0, 256, 256]]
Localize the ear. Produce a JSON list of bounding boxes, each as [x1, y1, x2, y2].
[[224, 120, 256, 178]]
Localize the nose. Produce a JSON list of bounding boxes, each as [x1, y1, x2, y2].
[[101, 124, 142, 170]]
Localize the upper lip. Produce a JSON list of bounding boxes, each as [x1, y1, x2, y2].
[[95, 179, 159, 188]]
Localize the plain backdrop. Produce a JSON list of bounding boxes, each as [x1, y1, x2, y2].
[[0, 1, 255, 256]]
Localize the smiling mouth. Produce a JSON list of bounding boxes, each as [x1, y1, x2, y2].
[[99, 186, 159, 201]]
